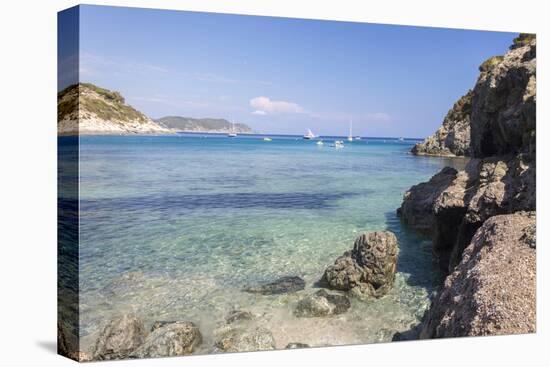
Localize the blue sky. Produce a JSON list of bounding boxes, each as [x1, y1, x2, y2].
[[59, 5, 516, 137]]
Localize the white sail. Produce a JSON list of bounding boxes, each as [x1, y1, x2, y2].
[[228, 121, 237, 137], [348, 119, 353, 141], [303, 129, 315, 139]]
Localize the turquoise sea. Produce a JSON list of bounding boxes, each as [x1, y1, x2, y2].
[[66, 134, 467, 351]]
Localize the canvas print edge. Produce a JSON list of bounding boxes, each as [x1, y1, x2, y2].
[[57, 4, 536, 362]]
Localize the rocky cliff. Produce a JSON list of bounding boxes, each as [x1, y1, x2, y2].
[[397, 34, 536, 339], [412, 34, 536, 158], [411, 91, 472, 157], [58, 83, 171, 135], [419, 212, 535, 338]]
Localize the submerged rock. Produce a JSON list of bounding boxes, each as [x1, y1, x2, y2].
[[418, 212, 536, 338], [92, 314, 146, 360], [294, 289, 350, 317], [58, 322, 88, 361], [214, 326, 276, 353], [57, 322, 72, 358], [150, 320, 178, 332], [225, 310, 254, 324], [322, 232, 398, 298], [243, 276, 305, 295], [131, 321, 202, 358]]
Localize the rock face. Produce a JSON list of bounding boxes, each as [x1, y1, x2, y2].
[[322, 232, 398, 298], [412, 91, 472, 157], [243, 276, 306, 295], [131, 321, 202, 358], [58, 83, 171, 135], [91, 314, 146, 360], [397, 167, 459, 235], [400, 37, 536, 272], [398, 35, 536, 340], [294, 290, 351, 317], [470, 39, 536, 157], [412, 34, 535, 159], [419, 212, 536, 338]]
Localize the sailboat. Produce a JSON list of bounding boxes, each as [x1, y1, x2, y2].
[[228, 120, 237, 137], [331, 140, 344, 148], [347, 119, 353, 142], [303, 129, 315, 139]]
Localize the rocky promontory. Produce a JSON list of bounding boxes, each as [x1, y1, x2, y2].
[[411, 91, 472, 157], [57, 83, 254, 135], [412, 33, 535, 158], [58, 83, 171, 135], [155, 116, 253, 134], [397, 34, 536, 339]]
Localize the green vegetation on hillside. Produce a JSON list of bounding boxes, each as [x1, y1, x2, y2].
[[155, 116, 252, 132], [57, 83, 148, 123], [57, 84, 79, 122], [511, 33, 536, 49], [479, 55, 504, 72], [80, 82, 125, 104]]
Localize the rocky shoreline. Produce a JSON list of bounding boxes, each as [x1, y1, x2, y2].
[[396, 34, 536, 339], [59, 230, 402, 361], [58, 34, 536, 361]]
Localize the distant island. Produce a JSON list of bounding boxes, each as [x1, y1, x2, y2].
[[155, 116, 252, 134], [57, 82, 252, 135]]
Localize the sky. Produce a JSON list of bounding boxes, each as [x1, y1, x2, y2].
[[59, 5, 516, 138]]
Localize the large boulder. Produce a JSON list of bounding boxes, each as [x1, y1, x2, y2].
[[411, 91, 472, 157], [91, 314, 146, 360], [418, 212, 536, 338], [322, 232, 398, 298], [294, 289, 351, 317], [399, 154, 535, 272], [243, 276, 305, 295], [398, 167, 459, 235], [131, 321, 202, 358]]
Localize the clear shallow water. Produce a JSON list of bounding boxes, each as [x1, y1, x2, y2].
[[70, 134, 467, 352]]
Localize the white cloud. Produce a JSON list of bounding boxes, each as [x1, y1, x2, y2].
[[249, 96, 304, 115]]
